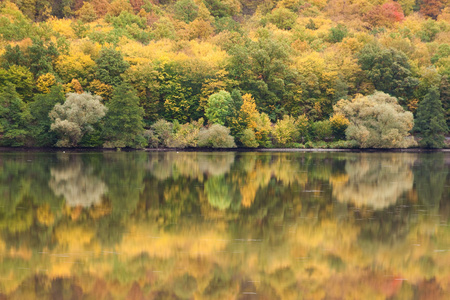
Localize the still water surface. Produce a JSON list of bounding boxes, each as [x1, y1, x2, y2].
[[0, 151, 449, 299]]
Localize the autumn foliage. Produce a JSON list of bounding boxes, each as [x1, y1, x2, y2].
[[0, 0, 449, 148]]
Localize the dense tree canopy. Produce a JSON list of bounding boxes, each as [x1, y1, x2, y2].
[[414, 86, 449, 147], [0, 0, 449, 148]]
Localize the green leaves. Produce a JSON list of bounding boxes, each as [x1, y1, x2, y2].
[[359, 44, 418, 104], [0, 83, 29, 146], [414, 87, 448, 148], [205, 90, 232, 125], [103, 83, 145, 148], [95, 47, 130, 86]]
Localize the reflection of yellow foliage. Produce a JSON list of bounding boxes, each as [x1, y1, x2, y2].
[[54, 223, 95, 249], [70, 206, 82, 220], [148, 152, 235, 180], [89, 201, 111, 219], [0, 210, 33, 233], [48, 261, 74, 279], [329, 173, 349, 187], [36, 204, 55, 226], [239, 157, 273, 208], [240, 172, 258, 208], [271, 154, 308, 186], [116, 222, 227, 259], [8, 246, 32, 260]]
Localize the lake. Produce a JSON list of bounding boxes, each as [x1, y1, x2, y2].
[[0, 151, 449, 299]]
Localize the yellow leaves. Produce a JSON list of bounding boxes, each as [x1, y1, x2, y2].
[[184, 19, 214, 40], [309, 0, 328, 10], [239, 93, 259, 130], [72, 39, 103, 59], [295, 51, 326, 76], [407, 98, 419, 112], [46, 17, 75, 39], [36, 73, 56, 93], [398, 13, 425, 36], [55, 52, 96, 85], [65, 78, 84, 94], [121, 39, 228, 70], [188, 40, 229, 67], [199, 70, 228, 112], [88, 79, 113, 101], [340, 37, 365, 53], [329, 113, 350, 131]]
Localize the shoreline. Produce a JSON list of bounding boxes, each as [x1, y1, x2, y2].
[[1, 147, 450, 153]]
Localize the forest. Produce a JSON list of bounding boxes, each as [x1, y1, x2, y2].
[[0, 0, 449, 148]]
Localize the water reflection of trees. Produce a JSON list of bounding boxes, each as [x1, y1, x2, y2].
[[332, 153, 416, 209], [49, 154, 107, 207], [1, 152, 450, 299], [147, 152, 236, 180]]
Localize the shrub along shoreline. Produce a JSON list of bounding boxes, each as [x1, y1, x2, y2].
[[1, 145, 450, 153]]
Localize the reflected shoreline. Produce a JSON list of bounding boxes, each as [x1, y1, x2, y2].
[[0, 152, 449, 299], [2, 147, 450, 153]]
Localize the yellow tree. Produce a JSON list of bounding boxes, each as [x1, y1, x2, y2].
[[239, 93, 260, 131]]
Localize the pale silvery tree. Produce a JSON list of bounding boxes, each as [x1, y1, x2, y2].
[[50, 92, 107, 147], [334, 91, 416, 148]]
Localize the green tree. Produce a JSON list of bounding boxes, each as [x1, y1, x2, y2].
[[0, 65, 34, 102], [0, 45, 27, 69], [0, 2, 34, 40], [358, 44, 418, 104], [103, 83, 145, 148], [0, 83, 29, 146], [50, 92, 107, 147], [239, 128, 259, 148], [174, 0, 198, 23], [267, 7, 297, 30], [122, 63, 160, 124], [310, 120, 332, 141], [273, 115, 299, 146], [95, 47, 130, 86], [228, 31, 298, 120], [414, 87, 448, 148], [441, 75, 450, 127], [76, 2, 98, 22], [328, 24, 348, 43], [28, 85, 65, 147], [205, 90, 232, 125], [26, 38, 59, 76]]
